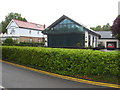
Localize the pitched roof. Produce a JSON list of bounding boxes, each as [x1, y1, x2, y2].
[[12, 19, 44, 31], [46, 15, 100, 36], [95, 31, 115, 38]]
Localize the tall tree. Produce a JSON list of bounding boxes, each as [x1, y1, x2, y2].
[[0, 12, 27, 33], [90, 23, 110, 31], [111, 15, 120, 40]]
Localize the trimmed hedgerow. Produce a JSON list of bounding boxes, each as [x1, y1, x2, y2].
[[2, 46, 120, 77]]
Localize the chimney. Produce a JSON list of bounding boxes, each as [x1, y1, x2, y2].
[[43, 24, 46, 29]]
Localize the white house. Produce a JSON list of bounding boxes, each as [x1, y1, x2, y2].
[[0, 19, 47, 44]]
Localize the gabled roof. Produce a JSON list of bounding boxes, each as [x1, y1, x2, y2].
[[8, 19, 45, 31], [46, 15, 100, 36], [96, 31, 115, 38]]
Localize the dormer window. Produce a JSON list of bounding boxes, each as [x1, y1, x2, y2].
[[36, 24, 42, 28]]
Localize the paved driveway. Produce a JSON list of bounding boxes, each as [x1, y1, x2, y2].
[[99, 49, 120, 52]]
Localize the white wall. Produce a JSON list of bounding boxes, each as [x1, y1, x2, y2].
[[16, 28, 44, 37]]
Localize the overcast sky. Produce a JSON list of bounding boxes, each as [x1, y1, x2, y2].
[[0, 0, 119, 28]]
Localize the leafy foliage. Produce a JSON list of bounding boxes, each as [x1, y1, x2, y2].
[[90, 23, 110, 31], [17, 42, 45, 47], [111, 15, 120, 40], [0, 12, 27, 33], [2, 46, 119, 78], [2, 41, 45, 47], [3, 38, 17, 46]]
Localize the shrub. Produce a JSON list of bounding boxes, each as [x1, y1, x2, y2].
[[76, 42, 81, 47], [2, 38, 18, 46], [86, 46, 93, 49], [17, 42, 45, 47], [2, 46, 120, 77], [2, 41, 45, 47]]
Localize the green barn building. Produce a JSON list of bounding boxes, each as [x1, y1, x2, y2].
[[43, 15, 100, 48]]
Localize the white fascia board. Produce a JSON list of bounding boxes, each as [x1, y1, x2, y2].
[[6, 19, 19, 29]]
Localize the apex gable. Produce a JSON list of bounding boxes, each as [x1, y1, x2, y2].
[[6, 20, 19, 29]]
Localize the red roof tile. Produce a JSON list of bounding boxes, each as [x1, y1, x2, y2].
[[13, 19, 44, 31]]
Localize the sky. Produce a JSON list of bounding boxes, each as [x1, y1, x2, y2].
[[0, 0, 119, 28]]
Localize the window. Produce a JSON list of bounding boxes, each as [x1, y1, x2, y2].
[[37, 31, 39, 34], [51, 18, 85, 33], [36, 24, 42, 28], [29, 30, 31, 34], [10, 28, 15, 34]]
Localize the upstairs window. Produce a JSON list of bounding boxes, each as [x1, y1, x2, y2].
[[10, 28, 15, 34], [29, 30, 31, 34], [37, 31, 39, 34]]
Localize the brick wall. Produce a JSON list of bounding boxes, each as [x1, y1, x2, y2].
[[19, 37, 44, 43]]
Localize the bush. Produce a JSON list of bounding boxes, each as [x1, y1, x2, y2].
[[2, 46, 120, 77], [17, 42, 45, 47], [2, 41, 45, 47], [86, 46, 93, 49], [3, 38, 16, 46]]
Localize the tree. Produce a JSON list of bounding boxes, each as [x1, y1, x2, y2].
[[3, 38, 15, 46], [90, 25, 101, 31], [111, 15, 120, 40], [90, 23, 110, 31], [1, 12, 27, 33], [102, 23, 111, 31]]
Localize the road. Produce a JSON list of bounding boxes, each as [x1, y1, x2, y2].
[[2, 62, 107, 88]]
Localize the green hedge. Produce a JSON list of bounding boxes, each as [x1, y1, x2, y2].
[[2, 42, 45, 47], [2, 46, 120, 77]]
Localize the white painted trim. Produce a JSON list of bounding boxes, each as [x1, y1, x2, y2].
[[6, 20, 18, 29]]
